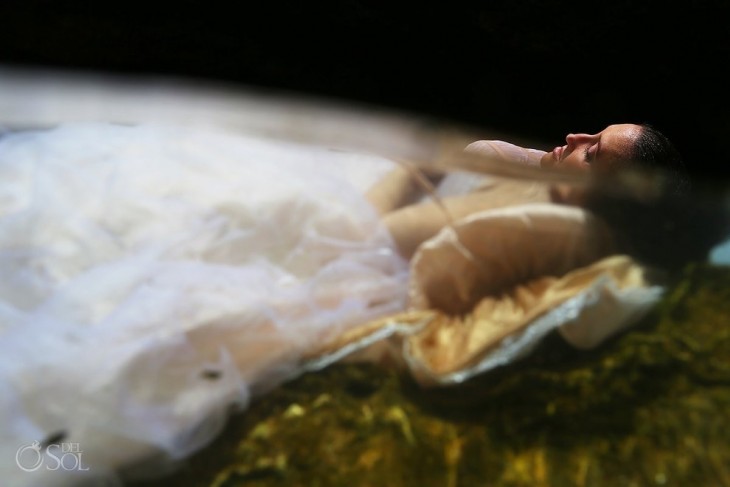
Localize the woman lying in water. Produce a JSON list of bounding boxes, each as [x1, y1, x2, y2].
[[367, 122, 714, 272], [306, 122, 724, 386], [0, 121, 719, 487]]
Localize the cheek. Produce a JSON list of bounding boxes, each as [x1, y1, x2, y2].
[[591, 157, 621, 174], [561, 154, 590, 171]]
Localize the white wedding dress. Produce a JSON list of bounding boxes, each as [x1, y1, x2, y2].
[[0, 70, 666, 487], [0, 122, 411, 486]]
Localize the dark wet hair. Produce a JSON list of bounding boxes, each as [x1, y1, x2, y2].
[[584, 123, 728, 271], [631, 123, 691, 198]]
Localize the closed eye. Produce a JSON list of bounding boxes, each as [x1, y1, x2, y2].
[[584, 143, 598, 164]]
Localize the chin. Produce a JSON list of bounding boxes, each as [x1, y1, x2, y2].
[[539, 154, 554, 169]]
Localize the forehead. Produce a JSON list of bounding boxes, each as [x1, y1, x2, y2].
[[596, 124, 642, 170]]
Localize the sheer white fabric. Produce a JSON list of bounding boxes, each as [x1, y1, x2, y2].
[[437, 140, 547, 197], [464, 140, 546, 167], [0, 123, 409, 486], [0, 122, 662, 487]]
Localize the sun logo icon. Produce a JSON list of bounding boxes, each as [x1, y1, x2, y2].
[[16, 441, 43, 472]]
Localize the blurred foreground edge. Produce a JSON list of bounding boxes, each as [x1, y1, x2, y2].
[[1, 65, 728, 267]]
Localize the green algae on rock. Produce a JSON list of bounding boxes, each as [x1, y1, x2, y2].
[[129, 263, 730, 487]]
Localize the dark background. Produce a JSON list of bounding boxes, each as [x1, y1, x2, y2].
[[1, 1, 729, 180]]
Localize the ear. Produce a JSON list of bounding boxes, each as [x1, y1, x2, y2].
[[549, 184, 587, 206]]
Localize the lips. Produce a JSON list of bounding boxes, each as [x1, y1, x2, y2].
[[552, 145, 567, 162]]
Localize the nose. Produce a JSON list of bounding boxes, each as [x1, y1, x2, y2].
[[565, 133, 593, 149]]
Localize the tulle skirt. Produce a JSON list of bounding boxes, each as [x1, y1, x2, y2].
[[0, 123, 410, 486], [0, 121, 665, 487]]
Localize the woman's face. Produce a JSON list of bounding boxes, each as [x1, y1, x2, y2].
[[540, 123, 642, 173]]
